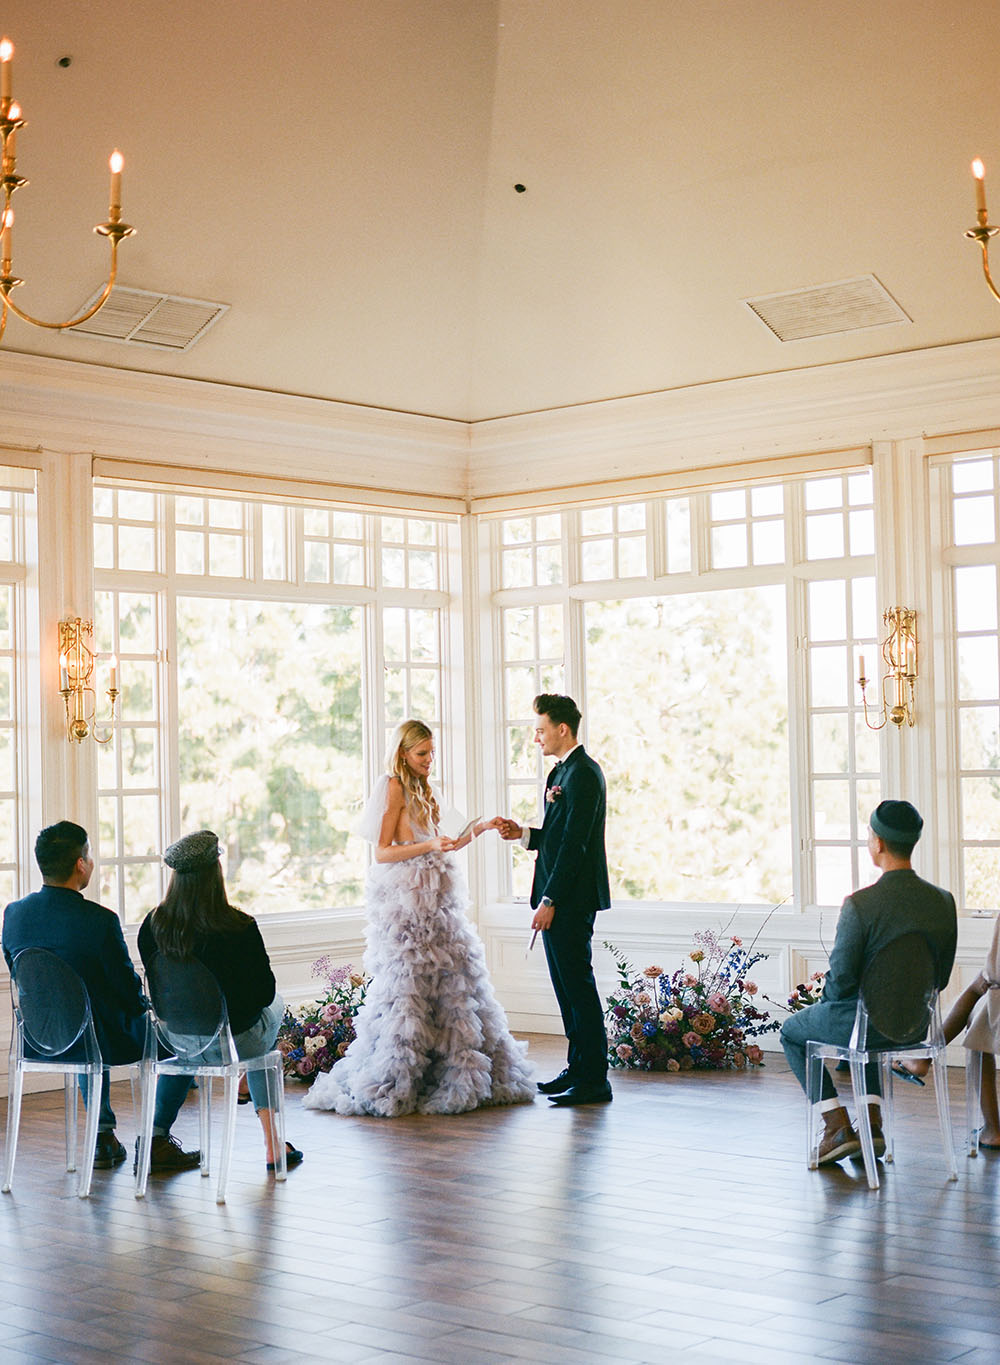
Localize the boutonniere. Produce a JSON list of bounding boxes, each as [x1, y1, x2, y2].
[[546, 784, 563, 804]]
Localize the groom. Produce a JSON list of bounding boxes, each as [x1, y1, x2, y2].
[[500, 694, 612, 1106]]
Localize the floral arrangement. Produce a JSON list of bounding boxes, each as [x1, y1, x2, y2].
[[603, 928, 779, 1072], [276, 955, 368, 1082], [784, 970, 827, 1012]]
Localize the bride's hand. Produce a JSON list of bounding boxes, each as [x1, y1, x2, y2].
[[476, 817, 503, 834], [428, 835, 456, 852]]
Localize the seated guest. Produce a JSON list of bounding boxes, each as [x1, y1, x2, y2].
[[137, 830, 301, 1173], [894, 912, 1000, 1147], [1, 821, 199, 1172], [781, 801, 957, 1164]]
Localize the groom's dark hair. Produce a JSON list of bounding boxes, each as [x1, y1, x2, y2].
[[534, 693, 581, 737]]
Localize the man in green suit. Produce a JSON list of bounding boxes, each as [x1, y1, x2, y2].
[[781, 800, 957, 1164]]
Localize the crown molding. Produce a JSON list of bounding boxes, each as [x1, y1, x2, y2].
[[0, 351, 471, 500], [468, 337, 1000, 500]]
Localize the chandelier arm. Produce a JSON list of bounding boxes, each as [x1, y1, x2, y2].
[[0, 238, 120, 329], [975, 236, 1000, 304], [0, 296, 6, 342]]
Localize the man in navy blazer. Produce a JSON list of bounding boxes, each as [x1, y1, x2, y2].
[[501, 695, 612, 1105], [2, 821, 197, 1172]]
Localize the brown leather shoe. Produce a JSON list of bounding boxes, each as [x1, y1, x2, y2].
[[817, 1124, 861, 1164], [93, 1131, 127, 1169], [134, 1134, 201, 1174]]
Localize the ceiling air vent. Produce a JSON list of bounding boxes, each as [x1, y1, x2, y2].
[[745, 274, 911, 342], [70, 285, 229, 351]]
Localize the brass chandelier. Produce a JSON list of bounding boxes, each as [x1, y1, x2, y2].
[[0, 36, 135, 344]]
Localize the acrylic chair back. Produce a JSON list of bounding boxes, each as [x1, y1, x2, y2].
[[135, 952, 286, 1202], [3, 947, 104, 1198], [854, 932, 940, 1050]]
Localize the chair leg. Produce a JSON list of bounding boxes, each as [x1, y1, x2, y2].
[[65, 1075, 78, 1173], [805, 1047, 823, 1169], [2, 1061, 24, 1193], [134, 1061, 158, 1200], [78, 1066, 102, 1198], [199, 1076, 212, 1178], [215, 1072, 238, 1204], [880, 1054, 896, 1165], [849, 1056, 879, 1190], [929, 1048, 958, 1182], [967, 1049, 983, 1157]]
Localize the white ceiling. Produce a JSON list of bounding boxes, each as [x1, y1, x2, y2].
[[1, 0, 998, 423]]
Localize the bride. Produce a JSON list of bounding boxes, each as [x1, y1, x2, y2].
[[303, 719, 535, 1117]]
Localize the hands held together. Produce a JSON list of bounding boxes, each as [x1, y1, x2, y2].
[[431, 816, 522, 854]]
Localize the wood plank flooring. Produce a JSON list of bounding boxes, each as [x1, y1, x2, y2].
[[0, 1035, 997, 1364]]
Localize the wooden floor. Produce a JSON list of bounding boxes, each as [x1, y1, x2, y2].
[[0, 1036, 997, 1364]]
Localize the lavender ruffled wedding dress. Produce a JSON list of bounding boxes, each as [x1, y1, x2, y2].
[[303, 776, 535, 1117]]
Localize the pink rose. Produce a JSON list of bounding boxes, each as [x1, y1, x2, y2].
[[616, 1043, 634, 1061], [320, 1003, 342, 1023], [296, 1056, 316, 1075], [746, 1044, 763, 1064], [745, 981, 758, 995], [733, 1051, 747, 1068], [643, 966, 663, 978], [683, 973, 698, 987], [666, 1058, 681, 1072], [730, 936, 743, 946], [682, 1031, 701, 1049], [706, 993, 731, 1015]]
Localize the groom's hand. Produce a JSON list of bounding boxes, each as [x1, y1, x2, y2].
[[531, 899, 555, 932], [497, 818, 523, 841]]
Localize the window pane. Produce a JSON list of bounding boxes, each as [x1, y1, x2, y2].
[[581, 540, 614, 580], [963, 777, 1000, 839], [958, 638, 1000, 701], [808, 580, 847, 641], [964, 847, 1000, 911], [805, 478, 842, 511], [710, 489, 745, 520], [618, 537, 646, 578], [118, 525, 156, 572], [848, 509, 874, 556], [586, 586, 790, 904], [305, 541, 330, 583], [502, 547, 532, 589], [954, 496, 996, 546], [176, 531, 204, 575], [813, 779, 851, 840], [581, 508, 612, 535], [176, 598, 365, 912], [810, 646, 848, 708], [751, 485, 783, 516], [952, 459, 994, 493], [815, 846, 852, 906], [960, 708, 1000, 770], [504, 607, 534, 661], [752, 520, 784, 565], [955, 567, 998, 632], [805, 513, 844, 560], [711, 523, 747, 569], [812, 713, 850, 773], [666, 500, 691, 574]]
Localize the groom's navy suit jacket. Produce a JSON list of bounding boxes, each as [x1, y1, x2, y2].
[[528, 745, 610, 915]]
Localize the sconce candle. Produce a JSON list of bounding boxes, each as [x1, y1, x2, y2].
[[0, 39, 12, 104], [109, 654, 117, 691], [59, 654, 69, 691], [973, 159, 988, 215], [108, 149, 123, 217]]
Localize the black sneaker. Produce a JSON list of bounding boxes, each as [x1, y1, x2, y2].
[[134, 1134, 201, 1174], [93, 1131, 127, 1169]]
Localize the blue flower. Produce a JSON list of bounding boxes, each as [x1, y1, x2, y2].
[[642, 1021, 658, 1038]]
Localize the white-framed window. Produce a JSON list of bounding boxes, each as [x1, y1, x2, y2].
[[94, 481, 457, 922], [936, 450, 1000, 910], [489, 468, 879, 909], [0, 469, 36, 906]]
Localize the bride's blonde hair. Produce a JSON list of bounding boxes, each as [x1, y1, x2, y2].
[[385, 719, 440, 833]]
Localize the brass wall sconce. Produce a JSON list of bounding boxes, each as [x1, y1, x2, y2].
[[966, 159, 1000, 303], [0, 37, 135, 344], [58, 618, 117, 744], [857, 607, 917, 730]]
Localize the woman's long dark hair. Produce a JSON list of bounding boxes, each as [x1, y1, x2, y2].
[[149, 860, 252, 957]]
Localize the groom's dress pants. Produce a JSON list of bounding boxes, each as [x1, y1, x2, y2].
[[543, 908, 607, 1084]]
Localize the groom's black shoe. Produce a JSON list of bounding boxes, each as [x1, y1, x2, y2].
[[537, 1069, 576, 1095], [549, 1080, 613, 1107]]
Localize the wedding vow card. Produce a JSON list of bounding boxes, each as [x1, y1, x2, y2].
[[439, 808, 480, 841]]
